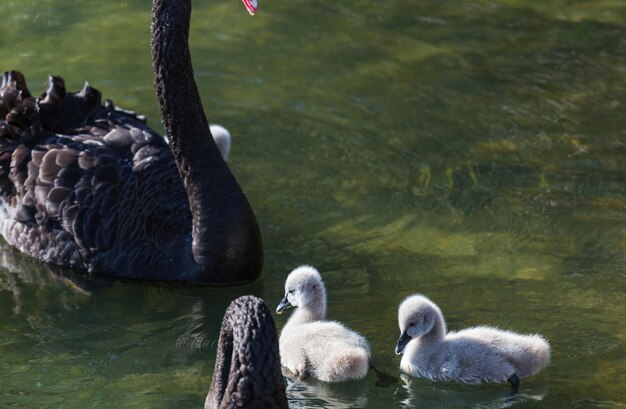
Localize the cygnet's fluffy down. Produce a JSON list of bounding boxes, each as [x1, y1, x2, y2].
[[209, 124, 231, 161], [276, 265, 370, 383], [396, 294, 550, 385]]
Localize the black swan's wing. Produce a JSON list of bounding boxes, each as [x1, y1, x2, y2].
[[0, 71, 192, 278]]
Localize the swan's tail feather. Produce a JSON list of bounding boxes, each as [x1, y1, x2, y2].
[[0, 70, 31, 99], [38, 74, 104, 133], [1, 71, 147, 140], [320, 348, 369, 382], [0, 70, 42, 145], [77, 82, 102, 107], [526, 335, 551, 377], [511, 334, 551, 378]]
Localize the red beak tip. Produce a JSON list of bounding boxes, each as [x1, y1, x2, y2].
[[242, 0, 258, 15]]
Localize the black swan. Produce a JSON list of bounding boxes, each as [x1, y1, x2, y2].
[[205, 295, 288, 409], [0, 0, 262, 283]]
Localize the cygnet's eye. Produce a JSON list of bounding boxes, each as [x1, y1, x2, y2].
[[408, 322, 415, 328], [288, 289, 295, 294]]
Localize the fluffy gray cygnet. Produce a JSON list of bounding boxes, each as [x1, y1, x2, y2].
[[396, 294, 550, 386], [276, 265, 371, 383], [209, 124, 231, 162]]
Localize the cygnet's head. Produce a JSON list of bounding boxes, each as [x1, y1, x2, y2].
[[276, 265, 326, 314], [395, 294, 443, 354], [210, 124, 231, 162]]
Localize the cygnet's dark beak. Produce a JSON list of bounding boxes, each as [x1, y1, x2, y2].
[[276, 295, 292, 314], [395, 331, 411, 355]]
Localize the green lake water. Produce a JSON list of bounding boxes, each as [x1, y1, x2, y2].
[[0, 0, 625, 407]]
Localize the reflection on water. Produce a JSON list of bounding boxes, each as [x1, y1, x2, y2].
[[286, 376, 368, 409], [397, 374, 546, 409], [0, 241, 267, 408], [0, 245, 91, 317], [1, 0, 625, 408]]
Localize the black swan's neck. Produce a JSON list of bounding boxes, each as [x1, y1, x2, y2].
[[206, 296, 288, 409], [151, 0, 211, 151], [151, 0, 262, 283]]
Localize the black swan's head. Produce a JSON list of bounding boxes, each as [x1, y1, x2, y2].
[[205, 295, 288, 409]]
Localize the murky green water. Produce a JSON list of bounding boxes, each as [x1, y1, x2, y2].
[[1, 0, 625, 407]]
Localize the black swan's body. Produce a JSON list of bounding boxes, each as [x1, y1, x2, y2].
[[206, 295, 288, 409], [0, 0, 262, 283]]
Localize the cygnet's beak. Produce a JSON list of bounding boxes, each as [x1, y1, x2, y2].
[[276, 295, 292, 314], [395, 331, 411, 355], [241, 0, 258, 15]]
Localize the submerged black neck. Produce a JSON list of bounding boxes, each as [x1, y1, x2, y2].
[[150, 0, 262, 283], [206, 296, 288, 409]]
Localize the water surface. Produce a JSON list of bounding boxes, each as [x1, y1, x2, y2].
[[0, 0, 624, 408]]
